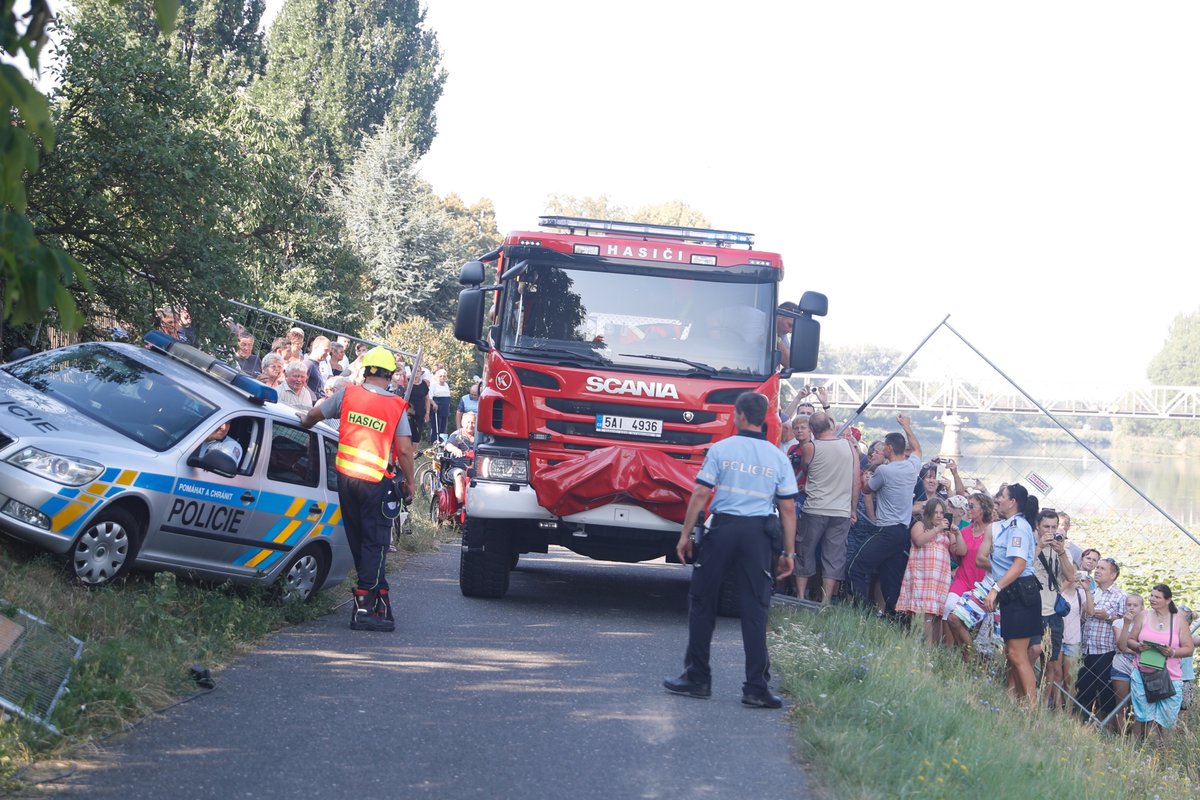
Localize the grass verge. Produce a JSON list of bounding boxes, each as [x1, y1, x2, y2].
[[0, 506, 445, 792], [770, 605, 1198, 799]]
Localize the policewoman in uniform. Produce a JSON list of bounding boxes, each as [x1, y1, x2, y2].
[[664, 392, 798, 708], [978, 482, 1041, 705], [301, 347, 415, 632]]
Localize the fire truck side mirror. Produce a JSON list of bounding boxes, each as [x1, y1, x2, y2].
[[789, 316, 822, 373], [459, 261, 486, 286], [798, 291, 828, 317], [454, 288, 487, 347]]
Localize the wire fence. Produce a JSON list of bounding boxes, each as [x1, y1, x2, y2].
[[785, 316, 1199, 727], [0, 601, 84, 734]]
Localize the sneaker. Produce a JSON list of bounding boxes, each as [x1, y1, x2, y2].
[[662, 674, 711, 699], [741, 690, 783, 709]]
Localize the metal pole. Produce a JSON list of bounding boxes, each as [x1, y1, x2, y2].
[[942, 321, 1200, 550], [224, 299, 418, 360], [833, 314, 951, 437]]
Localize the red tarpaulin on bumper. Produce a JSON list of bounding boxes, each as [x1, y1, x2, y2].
[[532, 446, 698, 524]]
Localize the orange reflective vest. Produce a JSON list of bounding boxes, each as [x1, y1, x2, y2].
[[335, 385, 408, 482]]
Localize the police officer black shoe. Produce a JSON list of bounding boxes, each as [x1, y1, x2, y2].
[[662, 674, 711, 699], [741, 689, 783, 709]]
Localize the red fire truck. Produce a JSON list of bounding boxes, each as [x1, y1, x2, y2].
[[452, 216, 826, 599]]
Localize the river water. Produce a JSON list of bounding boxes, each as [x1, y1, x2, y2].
[[953, 446, 1200, 533]]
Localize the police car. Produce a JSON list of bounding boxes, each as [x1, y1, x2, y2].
[[0, 332, 352, 602]]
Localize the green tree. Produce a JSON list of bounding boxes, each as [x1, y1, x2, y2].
[[387, 316, 481, 400], [332, 119, 458, 330], [1148, 309, 1200, 385], [1120, 308, 1200, 437], [544, 194, 711, 227], [817, 344, 915, 376], [171, 0, 267, 88], [27, 0, 274, 344], [254, 0, 445, 172], [0, 0, 178, 348], [441, 193, 501, 264], [544, 193, 627, 220], [632, 200, 710, 227]]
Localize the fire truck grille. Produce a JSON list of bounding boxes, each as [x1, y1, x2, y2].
[[545, 420, 711, 446], [543, 398, 716, 424]]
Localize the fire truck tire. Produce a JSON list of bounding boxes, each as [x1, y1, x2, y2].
[[717, 574, 741, 618], [459, 529, 511, 598]]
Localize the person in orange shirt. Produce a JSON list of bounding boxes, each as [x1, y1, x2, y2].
[[301, 347, 415, 632]]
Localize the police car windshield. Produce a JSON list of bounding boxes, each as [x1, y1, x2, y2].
[[498, 261, 775, 377], [6, 344, 219, 452]]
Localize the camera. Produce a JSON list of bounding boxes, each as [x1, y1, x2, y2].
[[1053, 533, 1065, 542]]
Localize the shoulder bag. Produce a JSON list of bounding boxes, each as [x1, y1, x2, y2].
[[1037, 552, 1071, 617], [1138, 611, 1176, 704]]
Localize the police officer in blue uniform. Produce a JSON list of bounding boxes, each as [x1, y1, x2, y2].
[[664, 392, 799, 708]]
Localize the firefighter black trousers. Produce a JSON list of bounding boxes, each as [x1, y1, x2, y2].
[[338, 474, 391, 592]]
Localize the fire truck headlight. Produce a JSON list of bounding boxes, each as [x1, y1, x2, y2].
[[476, 455, 528, 483]]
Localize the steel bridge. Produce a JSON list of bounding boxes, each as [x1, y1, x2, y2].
[[785, 375, 1200, 420]]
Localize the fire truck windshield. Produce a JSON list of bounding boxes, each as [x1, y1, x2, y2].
[[498, 260, 776, 377]]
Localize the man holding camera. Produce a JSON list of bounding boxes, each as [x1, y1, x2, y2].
[[664, 392, 798, 709], [1032, 508, 1076, 707]]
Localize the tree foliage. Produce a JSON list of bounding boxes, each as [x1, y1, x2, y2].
[[332, 120, 458, 330], [27, 1, 263, 344], [817, 343, 915, 377], [543, 193, 710, 227], [254, 0, 445, 172], [1119, 308, 1200, 437], [387, 315, 481, 400]]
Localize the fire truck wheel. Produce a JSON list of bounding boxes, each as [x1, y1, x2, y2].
[[717, 574, 741, 618], [459, 525, 511, 599]]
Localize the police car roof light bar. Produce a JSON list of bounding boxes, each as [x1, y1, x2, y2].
[[538, 216, 755, 247], [143, 332, 278, 405]]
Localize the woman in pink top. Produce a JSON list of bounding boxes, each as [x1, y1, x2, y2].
[[943, 492, 994, 659], [1126, 584, 1196, 739]]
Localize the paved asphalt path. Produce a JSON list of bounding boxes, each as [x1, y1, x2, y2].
[[47, 545, 810, 799]]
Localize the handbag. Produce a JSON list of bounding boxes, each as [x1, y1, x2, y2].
[[1137, 612, 1176, 704], [1053, 593, 1071, 617]]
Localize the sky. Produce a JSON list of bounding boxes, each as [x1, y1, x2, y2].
[[262, 1, 1200, 394]]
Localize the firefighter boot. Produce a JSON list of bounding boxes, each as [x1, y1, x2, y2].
[[373, 588, 396, 632], [350, 589, 389, 632]]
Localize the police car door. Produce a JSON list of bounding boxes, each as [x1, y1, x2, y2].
[[241, 420, 332, 574], [151, 415, 265, 575]]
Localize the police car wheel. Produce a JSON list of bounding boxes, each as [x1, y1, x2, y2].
[[278, 545, 329, 604], [70, 507, 140, 587]]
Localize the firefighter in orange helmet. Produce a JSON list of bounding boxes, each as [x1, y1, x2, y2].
[[301, 346, 415, 631]]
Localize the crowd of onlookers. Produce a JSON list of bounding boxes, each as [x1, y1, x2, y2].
[[124, 305, 486, 450], [778, 388, 1197, 740], [209, 318, 479, 445]]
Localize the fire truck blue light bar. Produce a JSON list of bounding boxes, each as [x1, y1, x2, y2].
[[538, 216, 755, 246]]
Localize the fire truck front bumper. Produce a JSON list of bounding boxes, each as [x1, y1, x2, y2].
[[466, 479, 677, 532]]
